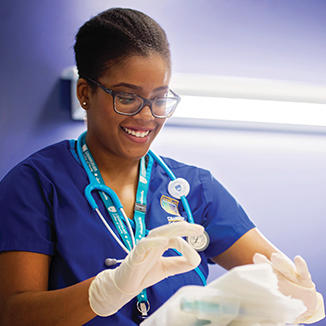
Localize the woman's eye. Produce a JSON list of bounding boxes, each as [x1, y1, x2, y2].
[[155, 98, 168, 107], [117, 95, 136, 105]]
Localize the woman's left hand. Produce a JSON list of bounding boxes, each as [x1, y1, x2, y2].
[[253, 252, 325, 324]]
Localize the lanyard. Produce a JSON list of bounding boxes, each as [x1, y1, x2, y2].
[[134, 155, 153, 243], [79, 134, 153, 314]]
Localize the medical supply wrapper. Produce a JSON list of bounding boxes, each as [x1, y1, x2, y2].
[[141, 263, 306, 326]]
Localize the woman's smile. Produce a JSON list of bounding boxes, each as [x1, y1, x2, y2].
[[120, 126, 153, 143]]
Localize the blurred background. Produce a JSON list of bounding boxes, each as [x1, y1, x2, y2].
[[1, 1, 325, 324]]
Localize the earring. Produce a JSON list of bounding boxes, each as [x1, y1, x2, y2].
[[82, 101, 87, 107]]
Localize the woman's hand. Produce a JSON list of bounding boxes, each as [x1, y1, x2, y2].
[[253, 252, 325, 324], [88, 221, 204, 316]]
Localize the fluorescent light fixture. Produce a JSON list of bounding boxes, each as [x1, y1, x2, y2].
[[168, 74, 326, 132], [170, 95, 326, 128], [62, 67, 326, 132]]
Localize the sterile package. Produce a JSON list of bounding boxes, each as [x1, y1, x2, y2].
[[140, 263, 306, 326]]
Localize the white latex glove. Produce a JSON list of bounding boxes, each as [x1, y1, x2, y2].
[[89, 221, 204, 316], [253, 252, 325, 324]]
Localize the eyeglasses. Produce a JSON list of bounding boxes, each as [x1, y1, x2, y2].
[[83, 77, 181, 118]]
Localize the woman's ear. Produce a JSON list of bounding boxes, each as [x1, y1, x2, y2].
[[76, 78, 90, 110]]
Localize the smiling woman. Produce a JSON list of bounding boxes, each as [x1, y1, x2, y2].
[[0, 7, 324, 326]]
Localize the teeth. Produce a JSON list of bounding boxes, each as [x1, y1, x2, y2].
[[122, 127, 150, 138]]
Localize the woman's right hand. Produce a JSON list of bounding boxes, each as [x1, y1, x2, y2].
[[88, 221, 204, 316], [253, 252, 325, 324]]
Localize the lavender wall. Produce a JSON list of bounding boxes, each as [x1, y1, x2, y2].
[[1, 1, 325, 324]]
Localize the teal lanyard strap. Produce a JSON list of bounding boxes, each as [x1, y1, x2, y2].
[[134, 155, 153, 243], [135, 156, 153, 308]]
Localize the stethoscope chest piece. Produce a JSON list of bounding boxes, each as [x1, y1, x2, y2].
[[168, 178, 190, 199], [187, 230, 210, 252]]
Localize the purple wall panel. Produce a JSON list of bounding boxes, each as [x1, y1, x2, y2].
[[1, 0, 326, 177]]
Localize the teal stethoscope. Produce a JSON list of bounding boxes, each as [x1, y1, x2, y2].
[[76, 131, 209, 317]]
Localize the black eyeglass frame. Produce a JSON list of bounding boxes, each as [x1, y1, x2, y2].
[[83, 76, 181, 119]]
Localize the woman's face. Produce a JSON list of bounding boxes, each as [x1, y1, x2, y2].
[[85, 53, 171, 161]]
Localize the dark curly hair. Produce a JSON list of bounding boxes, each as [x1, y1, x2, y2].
[[74, 8, 171, 82]]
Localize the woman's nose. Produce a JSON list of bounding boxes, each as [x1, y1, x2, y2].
[[135, 104, 155, 120]]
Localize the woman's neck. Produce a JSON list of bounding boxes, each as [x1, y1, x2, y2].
[[85, 136, 140, 188]]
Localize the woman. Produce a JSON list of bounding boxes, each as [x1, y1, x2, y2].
[[0, 8, 323, 325]]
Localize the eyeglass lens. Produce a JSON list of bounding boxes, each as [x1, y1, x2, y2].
[[114, 93, 177, 117]]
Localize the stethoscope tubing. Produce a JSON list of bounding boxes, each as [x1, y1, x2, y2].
[[76, 133, 207, 287], [77, 135, 136, 251], [77, 133, 193, 253], [95, 207, 130, 254]]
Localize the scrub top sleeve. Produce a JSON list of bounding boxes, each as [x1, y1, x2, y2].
[[200, 171, 255, 259], [0, 163, 55, 255]]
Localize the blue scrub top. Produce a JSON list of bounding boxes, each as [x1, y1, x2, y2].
[[0, 139, 255, 325]]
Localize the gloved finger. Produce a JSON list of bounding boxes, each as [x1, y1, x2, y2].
[[253, 252, 271, 265], [160, 256, 200, 277], [270, 252, 297, 283], [147, 222, 204, 239], [294, 256, 314, 287], [114, 237, 172, 294], [131, 236, 169, 264], [161, 237, 201, 276]]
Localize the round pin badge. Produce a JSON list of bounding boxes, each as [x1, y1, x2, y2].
[[187, 231, 210, 252], [168, 178, 190, 199]]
